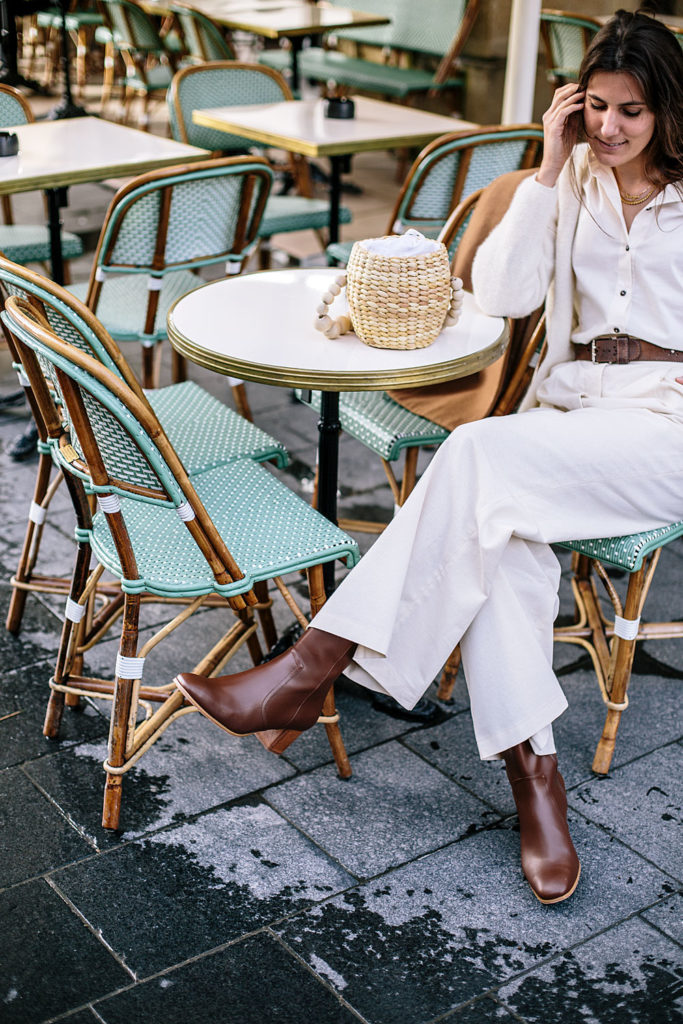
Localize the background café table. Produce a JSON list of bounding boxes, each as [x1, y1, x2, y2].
[[193, 97, 476, 244], [167, 268, 508, 590], [0, 117, 210, 284]]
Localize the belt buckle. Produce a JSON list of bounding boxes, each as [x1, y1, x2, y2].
[[591, 334, 631, 364], [590, 339, 598, 363]]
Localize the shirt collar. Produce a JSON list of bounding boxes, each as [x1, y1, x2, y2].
[[585, 146, 682, 206]]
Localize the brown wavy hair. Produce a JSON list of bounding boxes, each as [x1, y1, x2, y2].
[[563, 9, 683, 188]]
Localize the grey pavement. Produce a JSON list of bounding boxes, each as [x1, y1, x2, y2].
[[0, 75, 682, 1024]]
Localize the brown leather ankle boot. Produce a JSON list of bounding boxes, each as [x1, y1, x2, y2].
[[502, 740, 581, 904], [175, 628, 353, 752]]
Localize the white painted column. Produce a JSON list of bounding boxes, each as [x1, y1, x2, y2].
[[501, 0, 542, 124]]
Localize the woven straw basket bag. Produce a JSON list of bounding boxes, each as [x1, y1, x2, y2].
[[314, 237, 464, 350]]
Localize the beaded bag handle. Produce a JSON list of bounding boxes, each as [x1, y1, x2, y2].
[[313, 273, 465, 341]]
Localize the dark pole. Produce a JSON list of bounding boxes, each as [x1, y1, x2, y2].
[[48, 0, 87, 119]]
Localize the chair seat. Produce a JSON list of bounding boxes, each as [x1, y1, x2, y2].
[[89, 458, 359, 597], [325, 240, 354, 265], [146, 380, 288, 471], [69, 269, 201, 342], [557, 522, 683, 572], [0, 225, 83, 264], [260, 47, 463, 98], [297, 389, 449, 462], [123, 61, 176, 93], [38, 8, 104, 29], [261, 194, 352, 237]]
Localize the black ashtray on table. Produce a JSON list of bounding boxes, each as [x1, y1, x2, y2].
[[0, 132, 19, 157]]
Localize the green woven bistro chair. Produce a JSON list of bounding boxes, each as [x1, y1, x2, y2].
[[539, 9, 602, 87], [167, 3, 235, 62], [259, 0, 479, 104], [554, 526, 683, 775], [0, 85, 83, 274], [67, 155, 273, 390], [3, 293, 359, 830], [326, 125, 544, 265], [0, 254, 289, 636], [167, 62, 353, 267], [97, 0, 183, 127]]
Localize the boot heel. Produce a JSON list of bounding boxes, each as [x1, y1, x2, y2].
[[255, 728, 302, 754]]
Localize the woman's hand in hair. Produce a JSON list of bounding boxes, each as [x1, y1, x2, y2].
[[536, 83, 585, 189]]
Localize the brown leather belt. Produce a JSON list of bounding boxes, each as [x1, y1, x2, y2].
[[574, 334, 683, 364]]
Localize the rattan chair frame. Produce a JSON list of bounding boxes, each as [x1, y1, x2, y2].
[[4, 294, 359, 830], [76, 154, 273, 389], [167, 2, 235, 62], [0, 254, 289, 636]]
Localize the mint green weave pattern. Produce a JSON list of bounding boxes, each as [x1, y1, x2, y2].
[[297, 390, 448, 461], [69, 271, 201, 341], [0, 225, 83, 264], [557, 523, 683, 572], [90, 458, 359, 597]]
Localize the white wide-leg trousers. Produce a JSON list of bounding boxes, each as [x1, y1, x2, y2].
[[313, 361, 683, 759]]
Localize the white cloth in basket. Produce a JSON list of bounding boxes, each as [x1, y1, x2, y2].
[[360, 229, 441, 257]]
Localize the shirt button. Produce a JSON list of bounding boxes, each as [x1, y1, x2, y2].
[[620, 290, 626, 296], [614, 327, 620, 333], [625, 245, 630, 251]]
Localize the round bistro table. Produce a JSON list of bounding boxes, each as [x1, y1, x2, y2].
[[167, 268, 509, 591]]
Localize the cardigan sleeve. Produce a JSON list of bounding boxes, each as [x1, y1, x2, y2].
[[471, 174, 560, 319]]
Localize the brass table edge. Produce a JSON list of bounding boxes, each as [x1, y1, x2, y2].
[[167, 319, 510, 392]]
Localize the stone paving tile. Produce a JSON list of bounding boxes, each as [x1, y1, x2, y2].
[[405, 664, 683, 815], [266, 741, 498, 879], [23, 713, 296, 848], [0, 879, 130, 1024], [51, 800, 356, 978], [642, 891, 683, 946], [496, 916, 683, 1024], [274, 816, 674, 1024], [0, 766, 94, 887], [92, 932, 359, 1024], [569, 744, 683, 882]]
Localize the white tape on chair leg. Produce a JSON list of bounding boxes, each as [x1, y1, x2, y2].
[[175, 501, 195, 522], [97, 494, 121, 514], [147, 276, 162, 291], [227, 377, 244, 387], [115, 653, 145, 679], [614, 614, 640, 640], [94, 266, 106, 282], [140, 334, 157, 349], [16, 366, 30, 387], [29, 501, 47, 525], [65, 597, 86, 623]]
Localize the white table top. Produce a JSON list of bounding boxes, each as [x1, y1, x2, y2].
[[193, 2, 390, 37], [0, 117, 211, 196], [167, 269, 508, 390], [193, 97, 476, 159]]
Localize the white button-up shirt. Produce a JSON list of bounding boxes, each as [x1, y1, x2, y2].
[[571, 152, 683, 349]]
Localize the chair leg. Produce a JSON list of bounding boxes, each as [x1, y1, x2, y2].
[[592, 565, 646, 774], [6, 451, 57, 635], [307, 562, 352, 778], [231, 381, 254, 422], [102, 593, 141, 830]]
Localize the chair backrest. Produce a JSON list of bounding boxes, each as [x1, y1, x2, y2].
[[0, 83, 33, 127], [3, 294, 250, 598], [540, 9, 602, 85], [168, 61, 292, 154], [389, 125, 544, 238], [168, 3, 235, 61], [85, 155, 273, 322], [98, 0, 168, 53], [329, 0, 478, 64]]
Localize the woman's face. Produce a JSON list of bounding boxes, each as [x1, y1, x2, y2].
[[582, 71, 656, 178]]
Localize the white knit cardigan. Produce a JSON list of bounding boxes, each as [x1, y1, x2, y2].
[[471, 146, 588, 411]]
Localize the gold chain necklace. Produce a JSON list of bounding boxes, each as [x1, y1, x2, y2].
[[618, 183, 657, 205]]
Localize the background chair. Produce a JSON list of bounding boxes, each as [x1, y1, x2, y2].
[[326, 124, 543, 265], [4, 292, 359, 830], [168, 61, 352, 268], [36, 0, 104, 97], [539, 9, 602, 86], [97, 0, 183, 127], [0, 254, 289, 636], [0, 83, 83, 276], [67, 154, 273, 391], [167, 2, 235, 62]]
